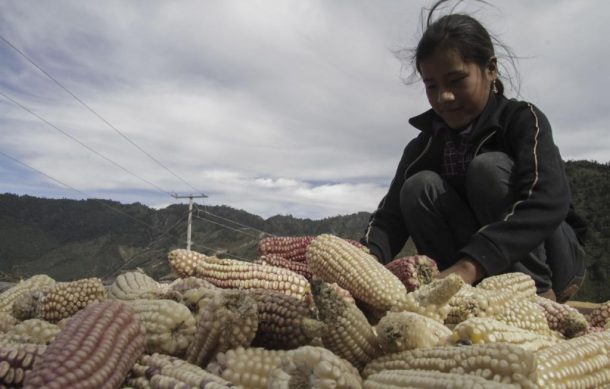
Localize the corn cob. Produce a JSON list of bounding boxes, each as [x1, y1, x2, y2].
[[182, 287, 223, 314], [311, 280, 380, 370], [449, 317, 559, 351], [108, 271, 167, 300], [11, 290, 40, 320], [0, 343, 46, 388], [363, 343, 538, 387], [375, 311, 451, 353], [4, 319, 60, 346], [169, 249, 311, 302], [534, 295, 589, 338], [23, 300, 146, 389], [256, 254, 313, 280], [267, 345, 363, 389], [534, 329, 610, 388], [445, 285, 514, 325], [34, 277, 107, 323], [258, 236, 315, 262], [476, 272, 537, 301], [0, 275, 55, 314], [249, 289, 324, 350], [0, 312, 18, 333], [207, 347, 292, 389], [166, 276, 218, 296], [493, 299, 556, 337], [587, 300, 610, 328], [125, 299, 196, 356], [186, 289, 258, 367], [307, 234, 407, 311], [168, 248, 209, 277], [385, 255, 439, 292], [363, 369, 518, 388], [128, 352, 236, 388], [393, 274, 464, 323]]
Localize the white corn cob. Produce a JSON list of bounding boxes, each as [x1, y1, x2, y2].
[[363, 343, 538, 388], [125, 299, 196, 356], [375, 311, 451, 353], [306, 234, 407, 311], [363, 369, 518, 388], [449, 317, 559, 351], [207, 347, 292, 389], [268, 345, 363, 389]]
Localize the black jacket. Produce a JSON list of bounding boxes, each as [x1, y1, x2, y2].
[[362, 93, 586, 276]]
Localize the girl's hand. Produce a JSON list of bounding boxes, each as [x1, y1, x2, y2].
[[439, 257, 486, 285]]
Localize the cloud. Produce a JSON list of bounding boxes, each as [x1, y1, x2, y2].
[[0, 0, 608, 220]]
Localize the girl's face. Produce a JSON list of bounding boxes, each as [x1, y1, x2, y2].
[[419, 48, 496, 130]]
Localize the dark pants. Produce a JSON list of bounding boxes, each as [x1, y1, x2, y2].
[[399, 151, 585, 299]]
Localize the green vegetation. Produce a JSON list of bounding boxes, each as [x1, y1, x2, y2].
[[0, 160, 608, 302]]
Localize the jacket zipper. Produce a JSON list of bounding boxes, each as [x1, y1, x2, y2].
[[404, 136, 433, 179], [474, 131, 496, 156]]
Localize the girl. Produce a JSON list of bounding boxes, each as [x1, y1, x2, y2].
[[362, 0, 586, 302]]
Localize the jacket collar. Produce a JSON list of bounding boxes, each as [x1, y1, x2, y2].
[[408, 93, 505, 138]]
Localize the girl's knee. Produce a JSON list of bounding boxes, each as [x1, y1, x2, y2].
[[400, 170, 443, 209], [466, 152, 514, 203]]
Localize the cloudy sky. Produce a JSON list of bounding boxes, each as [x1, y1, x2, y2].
[[1, 1, 608, 220]]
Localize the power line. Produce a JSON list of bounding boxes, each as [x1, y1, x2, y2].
[[0, 33, 207, 196], [0, 90, 174, 197], [0, 149, 156, 229], [194, 204, 275, 237], [192, 214, 261, 239], [190, 241, 255, 262]]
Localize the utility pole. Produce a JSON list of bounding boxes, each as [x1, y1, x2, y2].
[[172, 193, 208, 251]]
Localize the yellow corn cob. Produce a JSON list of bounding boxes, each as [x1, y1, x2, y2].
[[311, 280, 381, 370], [306, 234, 407, 311], [449, 317, 559, 351], [169, 249, 311, 302], [5, 319, 60, 346], [0, 275, 55, 314], [363, 343, 537, 388], [128, 352, 235, 388], [125, 299, 196, 356], [108, 271, 167, 300], [393, 274, 464, 323], [268, 345, 363, 389], [23, 300, 146, 389], [249, 289, 324, 350], [186, 289, 258, 367], [534, 295, 589, 338], [363, 369, 518, 388], [375, 311, 451, 353], [0, 343, 46, 388], [34, 277, 107, 323], [535, 329, 610, 388], [476, 272, 537, 301], [0, 312, 18, 333], [207, 347, 292, 389]]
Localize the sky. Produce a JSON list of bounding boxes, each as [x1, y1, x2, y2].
[[0, 0, 608, 220]]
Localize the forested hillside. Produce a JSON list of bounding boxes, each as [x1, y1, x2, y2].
[[0, 160, 608, 301]]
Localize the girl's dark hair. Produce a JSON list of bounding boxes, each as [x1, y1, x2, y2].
[[398, 0, 520, 96]]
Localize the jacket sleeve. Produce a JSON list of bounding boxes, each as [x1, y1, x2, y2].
[[362, 137, 422, 264], [460, 102, 571, 276]]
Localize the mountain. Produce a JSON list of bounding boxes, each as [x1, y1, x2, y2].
[[0, 160, 608, 302]]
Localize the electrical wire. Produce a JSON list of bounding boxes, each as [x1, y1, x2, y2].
[[194, 204, 275, 237], [0, 149, 156, 229], [0, 33, 207, 196], [192, 214, 262, 239], [0, 90, 174, 197]]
